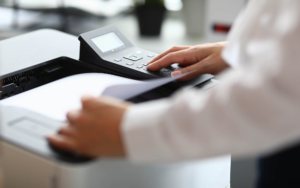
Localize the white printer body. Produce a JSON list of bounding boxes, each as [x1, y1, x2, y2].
[[0, 29, 231, 188]]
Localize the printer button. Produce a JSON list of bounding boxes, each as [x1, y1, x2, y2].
[[114, 59, 122, 62], [126, 62, 134, 66], [124, 55, 143, 61], [161, 68, 171, 73]]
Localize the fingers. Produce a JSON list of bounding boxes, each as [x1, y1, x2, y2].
[[171, 57, 212, 81], [47, 133, 94, 156], [178, 61, 195, 67], [48, 94, 128, 158], [148, 46, 190, 65], [49, 123, 95, 155], [148, 46, 205, 71], [147, 49, 190, 71], [66, 95, 100, 126], [67, 95, 124, 127], [58, 125, 78, 137], [81, 94, 99, 110], [47, 134, 77, 152]]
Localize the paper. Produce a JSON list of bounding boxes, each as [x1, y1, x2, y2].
[[103, 75, 183, 99], [0, 73, 186, 121]]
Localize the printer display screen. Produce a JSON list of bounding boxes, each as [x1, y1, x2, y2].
[[91, 32, 125, 53]]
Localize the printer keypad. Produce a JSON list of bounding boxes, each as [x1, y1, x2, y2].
[[119, 51, 176, 77], [124, 54, 143, 61]]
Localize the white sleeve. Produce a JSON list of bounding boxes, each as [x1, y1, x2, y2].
[[121, 0, 300, 163], [122, 66, 300, 163]]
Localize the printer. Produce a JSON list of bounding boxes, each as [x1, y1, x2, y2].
[[0, 27, 231, 188]]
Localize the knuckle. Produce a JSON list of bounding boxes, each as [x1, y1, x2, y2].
[[164, 54, 175, 65], [77, 114, 89, 125], [167, 52, 176, 59], [190, 46, 201, 52], [202, 43, 211, 46], [61, 138, 77, 150], [67, 110, 80, 121], [164, 52, 174, 61], [82, 97, 95, 107], [171, 46, 179, 50], [200, 59, 211, 68], [59, 126, 69, 134], [184, 67, 194, 73], [171, 46, 183, 51]]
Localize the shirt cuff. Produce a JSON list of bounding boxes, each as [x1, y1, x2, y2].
[[121, 99, 176, 163]]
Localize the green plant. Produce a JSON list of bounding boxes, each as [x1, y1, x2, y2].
[[135, 0, 165, 7]]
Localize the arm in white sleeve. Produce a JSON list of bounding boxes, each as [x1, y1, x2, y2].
[[121, 0, 300, 163]]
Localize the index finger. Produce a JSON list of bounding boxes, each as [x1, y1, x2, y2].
[[67, 109, 92, 128], [147, 49, 192, 71], [148, 46, 190, 65]]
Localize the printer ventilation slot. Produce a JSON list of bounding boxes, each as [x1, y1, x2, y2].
[[0, 60, 67, 100], [2, 69, 36, 86], [0, 69, 41, 99]]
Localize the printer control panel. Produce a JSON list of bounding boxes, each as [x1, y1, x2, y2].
[[105, 48, 180, 78], [79, 25, 194, 80]]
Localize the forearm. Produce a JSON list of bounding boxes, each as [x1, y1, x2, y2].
[[121, 68, 300, 163]]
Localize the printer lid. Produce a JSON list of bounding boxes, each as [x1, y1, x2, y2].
[[0, 29, 79, 76]]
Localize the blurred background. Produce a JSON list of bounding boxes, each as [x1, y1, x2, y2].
[[0, 0, 256, 187], [0, 0, 246, 52]]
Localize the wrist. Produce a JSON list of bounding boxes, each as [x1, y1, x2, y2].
[[117, 103, 132, 157]]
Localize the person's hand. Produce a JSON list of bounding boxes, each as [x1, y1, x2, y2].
[[47, 95, 132, 158], [147, 42, 229, 80]]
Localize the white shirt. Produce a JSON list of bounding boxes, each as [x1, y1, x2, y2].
[[121, 0, 300, 163]]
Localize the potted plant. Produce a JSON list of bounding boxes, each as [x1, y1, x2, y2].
[[135, 0, 166, 36]]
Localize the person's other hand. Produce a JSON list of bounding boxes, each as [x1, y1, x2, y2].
[[47, 95, 132, 158], [147, 42, 229, 80]]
